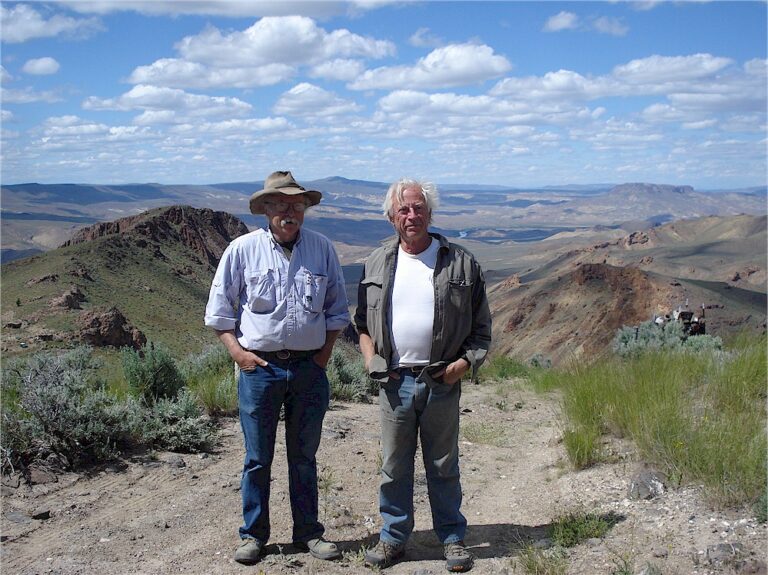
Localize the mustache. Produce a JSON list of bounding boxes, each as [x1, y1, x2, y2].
[[280, 217, 299, 226]]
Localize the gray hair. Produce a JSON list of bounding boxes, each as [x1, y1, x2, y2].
[[382, 178, 440, 220]]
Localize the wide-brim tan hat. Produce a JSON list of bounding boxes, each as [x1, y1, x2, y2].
[[249, 171, 322, 215]]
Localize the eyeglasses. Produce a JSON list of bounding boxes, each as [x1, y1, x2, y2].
[[395, 203, 428, 216], [264, 201, 308, 213]]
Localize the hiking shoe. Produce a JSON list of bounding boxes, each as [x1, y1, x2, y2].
[[364, 539, 406, 568], [234, 538, 263, 565], [444, 540, 474, 572], [294, 537, 342, 560]]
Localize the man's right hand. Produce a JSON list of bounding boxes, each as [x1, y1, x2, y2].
[[235, 349, 268, 371]]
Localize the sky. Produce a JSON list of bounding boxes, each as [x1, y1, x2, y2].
[[0, 1, 766, 189]]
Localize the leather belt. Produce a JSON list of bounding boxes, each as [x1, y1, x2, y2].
[[397, 366, 427, 375], [251, 349, 318, 362]]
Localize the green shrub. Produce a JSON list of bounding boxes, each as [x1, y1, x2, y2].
[[612, 320, 722, 358], [327, 339, 374, 402], [551, 510, 618, 547], [140, 388, 215, 453], [1, 347, 143, 471], [122, 343, 186, 403]]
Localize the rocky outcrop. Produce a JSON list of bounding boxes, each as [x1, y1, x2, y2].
[[78, 307, 146, 349], [50, 286, 86, 310], [61, 205, 249, 268]]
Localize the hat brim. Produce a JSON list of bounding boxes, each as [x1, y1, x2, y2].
[[249, 187, 322, 215]]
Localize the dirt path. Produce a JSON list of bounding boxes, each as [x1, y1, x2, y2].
[[2, 383, 765, 575]]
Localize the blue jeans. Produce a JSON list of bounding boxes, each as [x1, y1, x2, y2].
[[378, 371, 466, 546], [238, 358, 329, 543]]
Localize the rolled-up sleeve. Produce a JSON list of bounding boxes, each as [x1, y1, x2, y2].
[[204, 244, 243, 331]]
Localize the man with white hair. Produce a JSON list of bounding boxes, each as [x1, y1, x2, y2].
[[205, 171, 349, 565], [355, 177, 492, 572]]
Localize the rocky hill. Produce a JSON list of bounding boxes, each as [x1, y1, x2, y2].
[[1, 206, 247, 358], [488, 215, 767, 365]]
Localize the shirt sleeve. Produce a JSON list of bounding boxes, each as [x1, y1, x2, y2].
[[204, 243, 243, 331], [321, 240, 351, 332]]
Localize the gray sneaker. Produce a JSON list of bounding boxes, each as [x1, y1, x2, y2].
[[234, 538, 263, 565], [444, 540, 473, 572], [364, 539, 406, 568]]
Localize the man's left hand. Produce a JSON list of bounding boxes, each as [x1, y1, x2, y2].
[[436, 358, 470, 385]]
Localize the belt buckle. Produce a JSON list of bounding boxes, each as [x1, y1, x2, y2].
[[276, 350, 290, 360]]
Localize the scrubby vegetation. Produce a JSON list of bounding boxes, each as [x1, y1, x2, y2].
[[1, 337, 376, 478], [533, 330, 767, 509], [1, 345, 216, 476]]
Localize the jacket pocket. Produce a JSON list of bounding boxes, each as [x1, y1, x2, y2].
[[297, 268, 328, 313], [246, 269, 277, 313], [360, 275, 383, 309], [360, 274, 384, 342]]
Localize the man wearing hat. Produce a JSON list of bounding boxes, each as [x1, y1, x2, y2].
[[205, 171, 350, 565]]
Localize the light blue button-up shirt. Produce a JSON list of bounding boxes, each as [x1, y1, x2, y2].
[[204, 227, 350, 351]]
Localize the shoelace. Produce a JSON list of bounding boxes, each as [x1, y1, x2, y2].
[[445, 542, 470, 557]]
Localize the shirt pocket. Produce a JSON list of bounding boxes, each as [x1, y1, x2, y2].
[[297, 267, 328, 313], [245, 269, 277, 313]]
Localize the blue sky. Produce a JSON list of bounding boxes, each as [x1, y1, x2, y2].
[[1, 1, 766, 189]]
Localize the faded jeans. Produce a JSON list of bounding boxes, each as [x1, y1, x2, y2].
[[378, 369, 466, 546], [238, 358, 329, 544]]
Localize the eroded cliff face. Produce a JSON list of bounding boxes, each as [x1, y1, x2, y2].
[[61, 205, 249, 269]]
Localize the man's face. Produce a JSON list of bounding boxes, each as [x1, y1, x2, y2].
[[390, 186, 430, 247], [263, 193, 308, 242]]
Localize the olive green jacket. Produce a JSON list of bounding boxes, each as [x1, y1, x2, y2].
[[354, 233, 492, 383]]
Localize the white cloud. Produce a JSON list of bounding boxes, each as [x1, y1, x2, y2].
[[1, 109, 14, 122], [409, 27, 443, 48], [129, 58, 295, 89], [544, 11, 579, 32], [1, 87, 62, 104], [613, 53, 732, 84], [57, 1, 387, 18], [83, 85, 252, 123], [128, 16, 395, 89], [309, 59, 365, 82], [1, 65, 12, 83], [22, 57, 61, 75], [273, 83, 362, 117], [0, 4, 102, 43], [349, 43, 511, 90], [593, 16, 628, 36]]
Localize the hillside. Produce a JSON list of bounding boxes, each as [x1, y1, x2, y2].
[[0, 206, 247, 359], [488, 215, 767, 365]]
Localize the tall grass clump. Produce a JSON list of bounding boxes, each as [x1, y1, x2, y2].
[[557, 334, 766, 507], [326, 339, 374, 402], [121, 343, 185, 403], [478, 354, 531, 382], [181, 345, 238, 416]]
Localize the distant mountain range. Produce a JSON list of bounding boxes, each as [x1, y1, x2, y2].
[[1, 178, 765, 263]]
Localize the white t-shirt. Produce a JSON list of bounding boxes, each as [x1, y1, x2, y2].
[[390, 239, 439, 367]]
